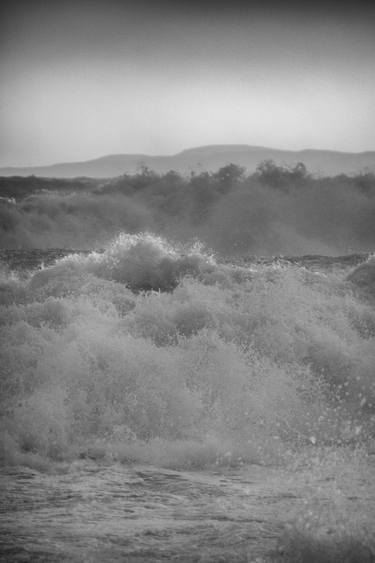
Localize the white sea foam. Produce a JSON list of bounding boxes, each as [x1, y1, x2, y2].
[[0, 233, 374, 468]]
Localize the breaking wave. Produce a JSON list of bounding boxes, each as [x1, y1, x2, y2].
[[0, 233, 374, 469]]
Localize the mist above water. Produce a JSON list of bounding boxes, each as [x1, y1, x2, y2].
[[1, 163, 375, 255]]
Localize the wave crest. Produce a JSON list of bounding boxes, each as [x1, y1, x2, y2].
[[30, 233, 216, 294], [1, 234, 375, 469]]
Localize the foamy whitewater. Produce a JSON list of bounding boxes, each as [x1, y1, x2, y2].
[[1, 233, 375, 561]]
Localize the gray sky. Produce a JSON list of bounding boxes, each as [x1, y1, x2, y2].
[[1, 0, 375, 166]]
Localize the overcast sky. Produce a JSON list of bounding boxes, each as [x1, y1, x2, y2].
[[1, 0, 375, 166]]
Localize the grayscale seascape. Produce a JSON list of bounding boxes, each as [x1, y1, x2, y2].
[[1, 0, 375, 561]]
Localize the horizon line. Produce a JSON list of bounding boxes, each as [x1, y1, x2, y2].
[[1, 143, 375, 170]]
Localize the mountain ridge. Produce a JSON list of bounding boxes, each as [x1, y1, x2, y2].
[[1, 145, 375, 178]]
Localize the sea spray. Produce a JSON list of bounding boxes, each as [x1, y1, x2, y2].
[[0, 233, 374, 468]]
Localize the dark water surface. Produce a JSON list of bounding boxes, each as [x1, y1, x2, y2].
[[1, 458, 374, 562]]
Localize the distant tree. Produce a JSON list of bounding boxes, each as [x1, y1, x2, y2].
[[255, 160, 309, 191], [353, 172, 375, 197], [146, 170, 186, 217], [292, 162, 308, 180], [186, 172, 217, 223], [130, 166, 160, 190], [213, 163, 245, 194]]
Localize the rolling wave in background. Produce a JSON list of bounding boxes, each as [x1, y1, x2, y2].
[[1, 232, 374, 470], [1, 165, 375, 257]]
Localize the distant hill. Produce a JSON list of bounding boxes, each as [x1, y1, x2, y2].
[[1, 145, 375, 178]]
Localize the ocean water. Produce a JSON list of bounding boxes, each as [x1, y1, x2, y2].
[[1, 233, 375, 561]]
